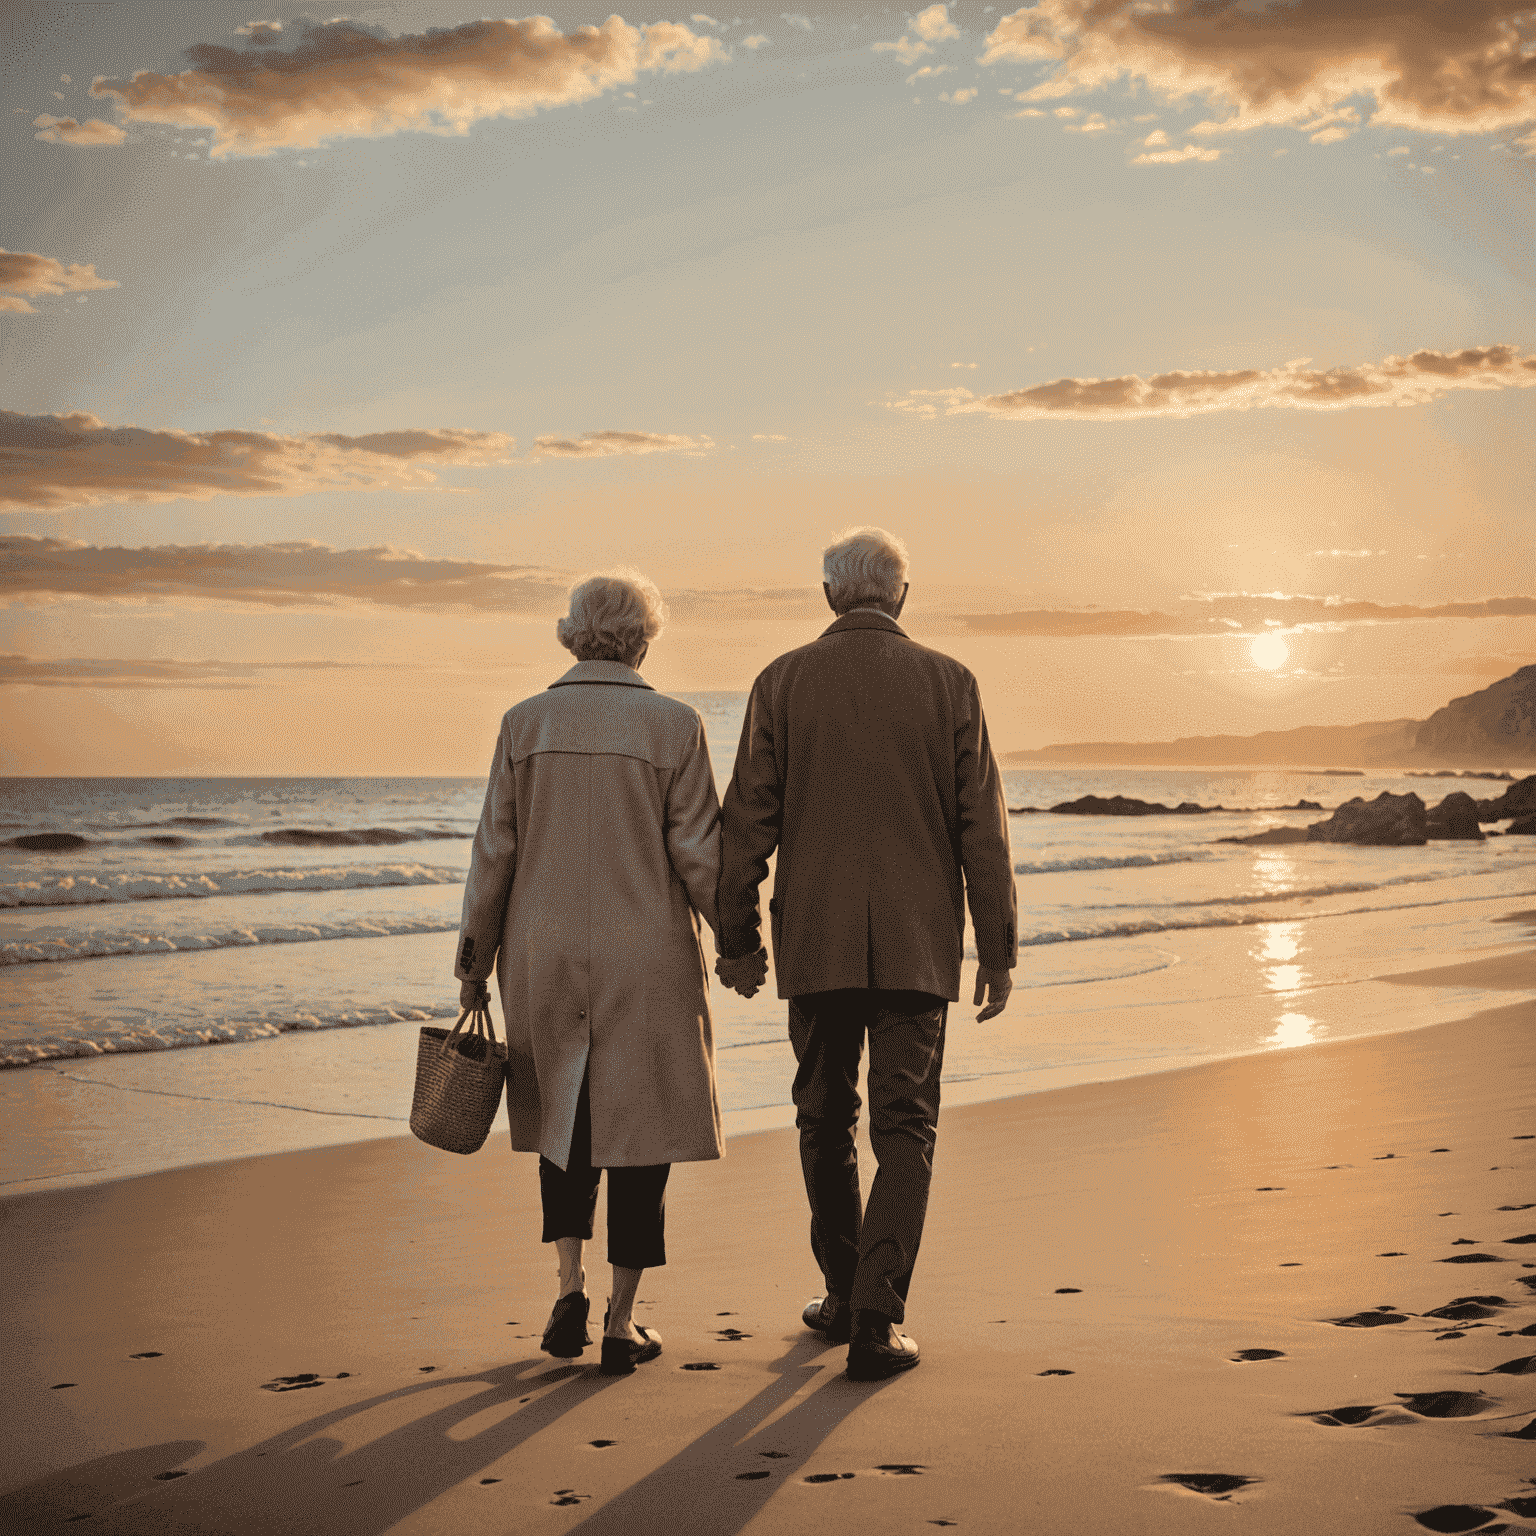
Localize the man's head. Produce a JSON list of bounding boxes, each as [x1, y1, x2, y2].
[[556, 568, 668, 668], [822, 526, 910, 618]]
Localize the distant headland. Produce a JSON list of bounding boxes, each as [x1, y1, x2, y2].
[[1005, 664, 1536, 770]]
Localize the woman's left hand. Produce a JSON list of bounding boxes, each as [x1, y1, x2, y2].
[[460, 978, 492, 1010]]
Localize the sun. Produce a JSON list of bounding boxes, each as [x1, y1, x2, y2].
[[1251, 633, 1290, 671]]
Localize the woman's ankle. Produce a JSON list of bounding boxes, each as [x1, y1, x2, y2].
[[557, 1266, 586, 1299]]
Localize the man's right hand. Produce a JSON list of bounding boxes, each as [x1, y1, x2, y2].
[[716, 949, 769, 998], [973, 966, 1013, 1022]]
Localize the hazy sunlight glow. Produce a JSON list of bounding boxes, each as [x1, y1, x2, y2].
[[1250, 633, 1289, 670]]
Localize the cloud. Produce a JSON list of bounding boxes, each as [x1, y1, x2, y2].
[[0, 412, 711, 512], [32, 114, 126, 146], [940, 87, 978, 104], [1131, 143, 1221, 164], [907, 64, 952, 83], [691, 13, 721, 27], [0, 654, 381, 689], [0, 536, 572, 614], [955, 592, 1536, 639], [1012, 106, 1045, 117], [88, 14, 727, 157], [233, 20, 284, 42], [528, 429, 712, 459], [781, 12, 814, 31], [741, 34, 771, 48], [1387, 144, 1412, 155], [0, 249, 118, 314], [1142, 128, 1169, 147], [751, 432, 789, 440], [874, 4, 958, 66], [981, 0, 1536, 141], [892, 344, 1536, 422]]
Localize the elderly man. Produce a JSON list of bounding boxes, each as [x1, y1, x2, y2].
[[716, 527, 1016, 1380]]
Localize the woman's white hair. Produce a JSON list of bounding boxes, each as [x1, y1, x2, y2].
[[822, 526, 910, 613], [556, 569, 668, 664]]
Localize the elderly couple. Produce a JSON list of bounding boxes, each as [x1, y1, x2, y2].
[[454, 527, 1016, 1380]]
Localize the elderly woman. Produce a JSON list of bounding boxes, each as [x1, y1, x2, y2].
[[455, 570, 747, 1376]]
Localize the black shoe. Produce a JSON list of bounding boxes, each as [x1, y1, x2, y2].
[[541, 1292, 592, 1358], [802, 1294, 852, 1345], [846, 1312, 920, 1381], [599, 1326, 663, 1376]]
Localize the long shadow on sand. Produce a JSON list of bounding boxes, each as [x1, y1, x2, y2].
[[2, 1336, 895, 1533], [563, 1335, 903, 1536], [1, 1354, 617, 1533]]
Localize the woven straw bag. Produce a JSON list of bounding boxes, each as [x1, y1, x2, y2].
[[409, 1004, 508, 1154]]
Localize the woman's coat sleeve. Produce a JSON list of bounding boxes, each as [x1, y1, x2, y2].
[[455, 717, 518, 983], [663, 716, 722, 936]]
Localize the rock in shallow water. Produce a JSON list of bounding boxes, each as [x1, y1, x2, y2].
[[1306, 791, 1427, 846], [1425, 791, 1485, 841]]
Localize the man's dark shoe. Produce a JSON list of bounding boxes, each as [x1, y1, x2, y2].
[[845, 1312, 920, 1381], [802, 1293, 853, 1345]]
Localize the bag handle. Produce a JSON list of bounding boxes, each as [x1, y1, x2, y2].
[[440, 1002, 499, 1055]]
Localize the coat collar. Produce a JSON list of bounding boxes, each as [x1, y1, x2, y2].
[[819, 609, 909, 640], [548, 659, 655, 690]]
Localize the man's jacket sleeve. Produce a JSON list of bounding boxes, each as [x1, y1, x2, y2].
[[455, 718, 517, 984], [717, 676, 782, 959], [956, 676, 1017, 971]]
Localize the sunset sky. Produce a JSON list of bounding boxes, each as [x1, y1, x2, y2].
[[3, 0, 1534, 774]]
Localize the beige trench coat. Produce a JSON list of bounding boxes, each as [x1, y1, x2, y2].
[[455, 660, 725, 1170]]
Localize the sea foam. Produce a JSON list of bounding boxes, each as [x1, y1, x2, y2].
[[0, 863, 465, 909]]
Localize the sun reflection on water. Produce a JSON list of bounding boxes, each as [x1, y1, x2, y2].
[[1253, 921, 1320, 1047]]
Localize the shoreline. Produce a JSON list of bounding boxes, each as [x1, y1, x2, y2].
[[3, 968, 1533, 1533], [5, 897, 1534, 1200]]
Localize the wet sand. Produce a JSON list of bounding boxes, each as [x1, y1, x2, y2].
[[2, 959, 1533, 1534]]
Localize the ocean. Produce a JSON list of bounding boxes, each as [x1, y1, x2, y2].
[[3, 693, 1534, 1191]]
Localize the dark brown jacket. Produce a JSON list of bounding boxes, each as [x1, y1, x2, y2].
[[718, 611, 1016, 1000]]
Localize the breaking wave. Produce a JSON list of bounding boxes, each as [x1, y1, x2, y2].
[[0, 863, 465, 909]]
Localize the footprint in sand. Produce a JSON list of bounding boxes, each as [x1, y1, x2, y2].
[[1327, 1309, 1410, 1328], [588, 1440, 616, 1449], [1411, 1505, 1501, 1533], [50, 1383, 76, 1390], [1158, 1473, 1257, 1501], [129, 1352, 162, 1360], [550, 1490, 591, 1506], [1054, 1288, 1082, 1294], [1518, 1277, 1536, 1291], [1505, 1234, 1536, 1245], [1038, 1369, 1074, 1376], [1255, 1187, 1284, 1191], [479, 1478, 500, 1485], [261, 1375, 324, 1392], [1442, 1254, 1504, 1264], [1425, 1297, 1510, 1321], [152, 1471, 188, 1481], [1498, 1205, 1536, 1212], [682, 1362, 720, 1371], [1379, 1252, 1408, 1257], [736, 1471, 772, 1480], [1395, 1391, 1495, 1418], [1431, 1148, 1450, 1153], [876, 1464, 924, 1475], [1482, 1355, 1536, 1376], [1231, 1349, 1285, 1362], [804, 1473, 856, 1484], [716, 1328, 752, 1342], [1499, 1418, 1536, 1440], [1499, 1323, 1536, 1337], [760, 1452, 791, 1459]]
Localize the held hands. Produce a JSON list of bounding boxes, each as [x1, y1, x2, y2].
[[973, 965, 1013, 1022], [715, 948, 769, 999], [460, 978, 492, 1011]]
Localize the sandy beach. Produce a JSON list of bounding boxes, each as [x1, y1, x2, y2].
[[3, 946, 1533, 1536]]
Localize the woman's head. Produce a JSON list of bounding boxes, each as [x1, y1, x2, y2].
[[556, 569, 668, 666]]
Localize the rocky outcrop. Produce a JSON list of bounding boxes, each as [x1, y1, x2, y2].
[[1217, 826, 1311, 846], [1508, 815, 1536, 836], [6, 832, 89, 851], [1425, 791, 1485, 841], [1475, 774, 1536, 822], [1306, 792, 1427, 847], [1049, 795, 1218, 816], [1414, 665, 1536, 764]]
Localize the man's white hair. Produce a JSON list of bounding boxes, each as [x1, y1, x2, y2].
[[822, 526, 910, 613], [556, 568, 668, 663]]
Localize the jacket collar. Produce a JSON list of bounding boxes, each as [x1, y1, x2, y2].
[[819, 609, 909, 640], [548, 659, 654, 690]]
